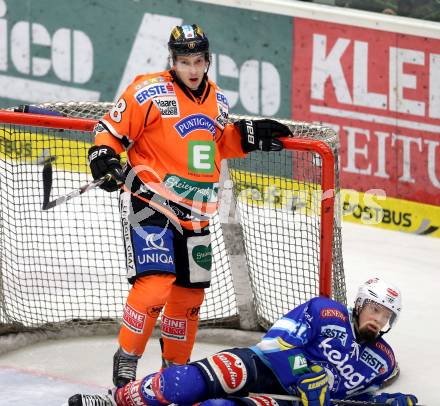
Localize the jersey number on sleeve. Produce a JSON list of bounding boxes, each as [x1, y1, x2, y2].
[[110, 99, 127, 123]]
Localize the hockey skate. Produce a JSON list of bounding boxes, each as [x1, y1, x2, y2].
[[113, 347, 139, 387], [68, 389, 116, 406]]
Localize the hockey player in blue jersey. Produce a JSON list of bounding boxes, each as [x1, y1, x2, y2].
[[69, 278, 418, 406]]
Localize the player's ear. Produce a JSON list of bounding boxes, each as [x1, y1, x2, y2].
[[205, 55, 211, 73], [168, 55, 174, 69]]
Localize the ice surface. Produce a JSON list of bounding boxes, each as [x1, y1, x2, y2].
[[0, 222, 439, 405]]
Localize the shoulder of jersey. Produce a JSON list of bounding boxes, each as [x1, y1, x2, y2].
[[127, 70, 172, 94], [211, 82, 230, 117], [309, 297, 350, 321], [210, 80, 227, 99], [124, 70, 176, 106], [208, 78, 220, 90], [373, 336, 396, 368]]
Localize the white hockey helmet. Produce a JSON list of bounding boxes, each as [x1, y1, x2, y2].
[[355, 277, 402, 329]]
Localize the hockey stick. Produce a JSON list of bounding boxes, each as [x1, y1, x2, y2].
[[249, 393, 425, 406], [38, 150, 57, 209], [41, 173, 115, 210], [38, 143, 121, 210], [14, 104, 66, 117]]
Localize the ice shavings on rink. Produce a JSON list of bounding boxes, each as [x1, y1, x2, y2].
[[0, 335, 238, 406], [0, 366, 105, 406]]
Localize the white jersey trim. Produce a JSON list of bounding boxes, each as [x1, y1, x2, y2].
[[100, 118, 127, 141]]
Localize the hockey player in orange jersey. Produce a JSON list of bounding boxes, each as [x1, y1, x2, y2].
[[86, 23, 291, 388]]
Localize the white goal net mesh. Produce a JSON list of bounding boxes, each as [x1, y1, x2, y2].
[[0, 102, 346, 335]]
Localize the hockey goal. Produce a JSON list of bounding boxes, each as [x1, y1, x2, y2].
[[0, 102, 346, 337]]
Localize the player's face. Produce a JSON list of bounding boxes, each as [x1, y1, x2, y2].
[[357, 302, 393, 341], [173, 54, 208, 90]]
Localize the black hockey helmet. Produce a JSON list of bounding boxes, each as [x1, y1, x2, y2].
[[168, 24, 210, 61]]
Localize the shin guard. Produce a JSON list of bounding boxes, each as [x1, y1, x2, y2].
[[160, 285, 205, 364], [118, 274, 175, 356]]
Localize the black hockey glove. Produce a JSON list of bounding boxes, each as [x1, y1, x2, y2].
[[88, 145, 124, 192], [236, 118, 291, 153]]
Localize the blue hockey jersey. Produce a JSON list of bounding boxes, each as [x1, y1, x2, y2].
[[250, 297, 397, 399]]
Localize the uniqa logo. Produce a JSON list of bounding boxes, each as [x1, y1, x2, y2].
[[142, 234, 169, 252], [137, 253, 174, 265]]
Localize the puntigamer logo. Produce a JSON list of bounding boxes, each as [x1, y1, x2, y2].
[[174, 114, 216, 138]]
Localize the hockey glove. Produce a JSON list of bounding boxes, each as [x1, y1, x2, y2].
[[236, 119, 291, 153], [373, 392, 418, 405], [296, 365, 330, 406], [88, 145, 124, 192]]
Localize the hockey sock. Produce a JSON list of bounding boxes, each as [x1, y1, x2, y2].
[[116, 373, 157, 406], [116, 366, 208, 406], [160, 284, 205, 364], [119, 274, 176, 356]]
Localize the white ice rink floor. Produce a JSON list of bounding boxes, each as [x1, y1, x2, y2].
[[0, 222, 439, 405]]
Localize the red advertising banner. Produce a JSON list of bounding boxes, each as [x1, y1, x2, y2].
[[292, 18, 440, 206]]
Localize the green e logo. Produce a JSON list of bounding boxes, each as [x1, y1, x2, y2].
[[189, 141, 215, 174]]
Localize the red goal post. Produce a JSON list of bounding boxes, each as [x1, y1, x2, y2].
[[0, 104, 346, 335]]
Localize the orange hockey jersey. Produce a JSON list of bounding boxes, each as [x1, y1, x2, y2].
[[94, 70, 246, 229]]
